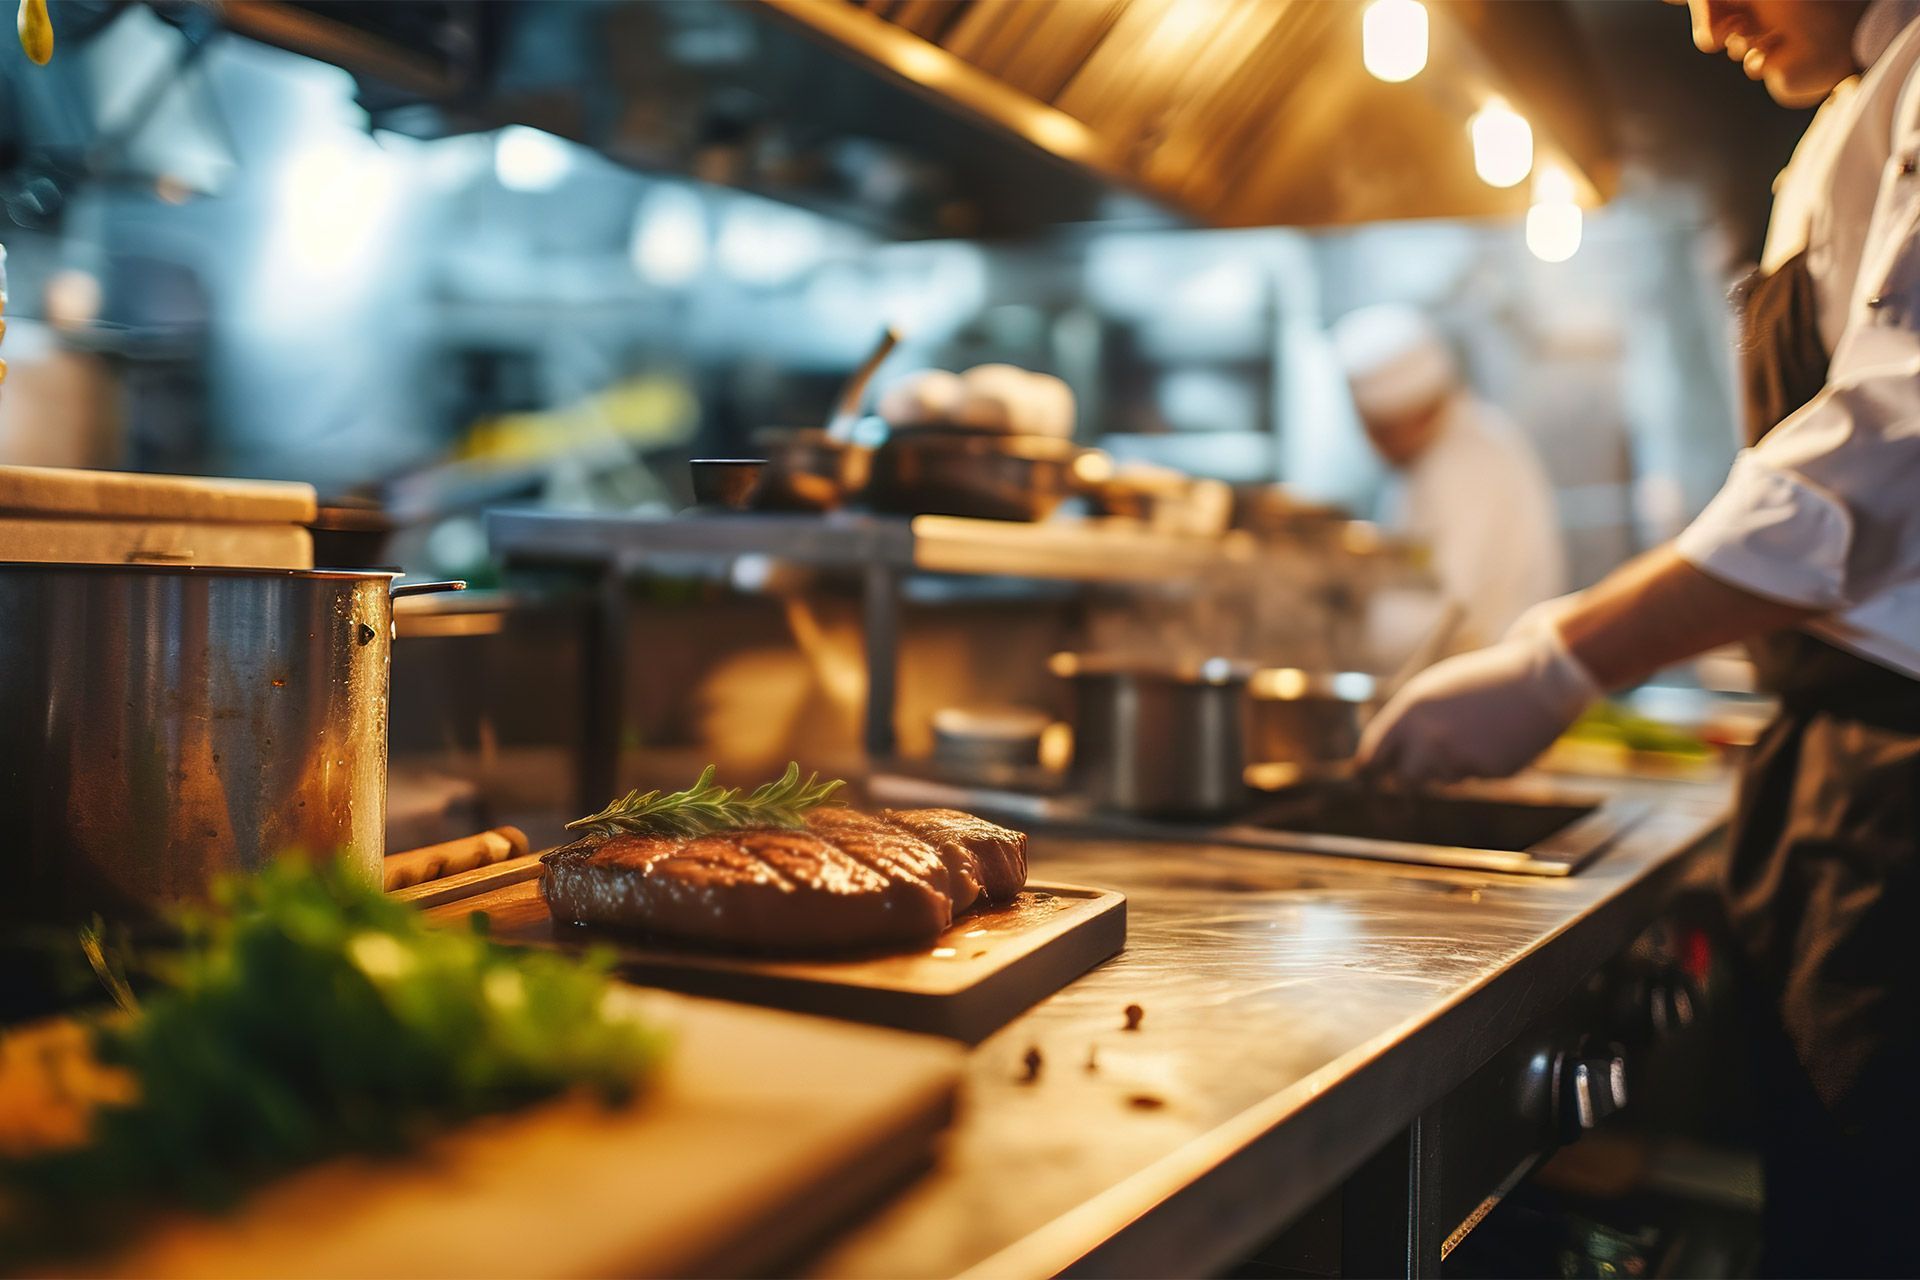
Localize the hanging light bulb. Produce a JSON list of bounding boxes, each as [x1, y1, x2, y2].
[[1471, 98, 1533, 188], [1526, 165, 1582, 262], [1362, 0, 1428, 83]]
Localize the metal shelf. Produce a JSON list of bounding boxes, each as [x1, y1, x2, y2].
[[486, 508, 1266, 805], [486, 508, 1257, 583]]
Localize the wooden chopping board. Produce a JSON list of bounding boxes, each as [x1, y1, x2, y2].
[[0, 517, 313, 569], [424, 875, 1127, 1045], [0, 465, 317, 525], [10, 990, 960, 1280]]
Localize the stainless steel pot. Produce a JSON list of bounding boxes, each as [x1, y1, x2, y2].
[[1054, 654, 1253, 818], [0, 564, 463, 922], [1244, 668, 1379, 768]]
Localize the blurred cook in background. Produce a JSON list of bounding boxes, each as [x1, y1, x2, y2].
[[1332, 304, 1567, 649]]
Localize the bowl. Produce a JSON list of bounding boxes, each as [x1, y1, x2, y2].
[[690, 459, 769, 511]]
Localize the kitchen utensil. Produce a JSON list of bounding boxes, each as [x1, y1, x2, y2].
[[0, 564, 464, 923], [6, 990, 960, 1280], [391, 852, 545, 909], [429, 874, 1125, 1044], [688, 458, 768, 511], [1243, 601, 1463, 776], [308, 501, 395, 568], [382, 826, 530, 892], [867, 429, 1081, 522], [825, 324, 899, 441], [750, 428, 872, 512], [1054, 653, 1254, 818], [1244, 668, 1379, 769], [930, 706, 1051, 770]]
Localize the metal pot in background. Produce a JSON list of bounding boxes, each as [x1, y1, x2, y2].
[[0, 564, 463, 923], [867, 429, 1084, 522], [1053, 653, 1253, 818], [751, 429, 873, 512], [1245, 668, 1379, 770]]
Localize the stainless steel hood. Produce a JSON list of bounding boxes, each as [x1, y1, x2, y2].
[[220, 0, 1619, 237], [763, 0, 1619, 227]]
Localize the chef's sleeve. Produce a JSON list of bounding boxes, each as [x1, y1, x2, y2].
[[1677, 119, 1920, 610]]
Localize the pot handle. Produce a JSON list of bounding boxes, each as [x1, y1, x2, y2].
[[391, 579, 468, 598]]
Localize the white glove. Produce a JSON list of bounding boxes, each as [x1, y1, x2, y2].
[[1358, 627, 1599, 784]]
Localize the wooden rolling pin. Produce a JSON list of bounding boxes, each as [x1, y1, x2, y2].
[[384, 827, 530, 892]]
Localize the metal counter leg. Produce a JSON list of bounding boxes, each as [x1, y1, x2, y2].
[[579, 565, 627, 815], [862, 562, 900, 761]]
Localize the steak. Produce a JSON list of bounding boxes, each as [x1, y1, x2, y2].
[[541, 807, 1028, 952]]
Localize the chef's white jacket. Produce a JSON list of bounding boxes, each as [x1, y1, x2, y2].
[[1384, 391, 1568, 649], [1677, 0, 1920, 678]]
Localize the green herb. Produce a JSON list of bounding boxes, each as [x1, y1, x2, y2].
[[1565, 702, 1712, 759], [1, 857, 666, 1224], [567, 761, 846, 839]]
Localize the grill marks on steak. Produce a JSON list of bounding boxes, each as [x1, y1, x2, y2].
[[541, 807, 1029, 952], [878, 808, 1027, 902]]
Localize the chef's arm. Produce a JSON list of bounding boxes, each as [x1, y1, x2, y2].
[[1555, 543, 1814, 690], [1358, 544, 1815, 782]]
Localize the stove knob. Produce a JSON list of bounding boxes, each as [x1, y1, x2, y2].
[[1561, 1049, 1628, 1136], [1651, 977, 1697, 1038]]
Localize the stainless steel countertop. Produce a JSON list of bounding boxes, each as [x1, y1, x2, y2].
[[804, 776, 1731, 1279]]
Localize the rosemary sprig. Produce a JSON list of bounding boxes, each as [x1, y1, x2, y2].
[[566, 762, 847, 839]]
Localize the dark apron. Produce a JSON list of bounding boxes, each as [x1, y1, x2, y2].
[[1728, 252, 1920, 1277]]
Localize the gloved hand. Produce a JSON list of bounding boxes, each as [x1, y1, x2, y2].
[[1357, 626, 1600, 784]]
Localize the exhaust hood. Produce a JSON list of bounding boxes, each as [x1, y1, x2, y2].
[[221, 0, 1618, 237]]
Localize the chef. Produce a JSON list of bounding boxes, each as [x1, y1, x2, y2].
[[1362, 0, 1920, 1270], [1331, 303, 1567, 649]]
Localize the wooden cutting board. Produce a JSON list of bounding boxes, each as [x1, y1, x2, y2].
[[425, 875, 1126, 1045], [0, 517, 313, 568], [10, 990, 961, 1279], [0, 465, 317, 525]]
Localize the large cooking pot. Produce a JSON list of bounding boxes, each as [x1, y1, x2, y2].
[[0, 564, 463, 923], [1053, 653, 1254, 818]]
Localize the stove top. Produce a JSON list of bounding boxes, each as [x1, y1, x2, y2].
[[869, 773, 1648, 877]]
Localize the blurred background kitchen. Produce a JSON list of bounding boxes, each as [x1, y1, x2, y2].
[[0, 0, 1800, 846]]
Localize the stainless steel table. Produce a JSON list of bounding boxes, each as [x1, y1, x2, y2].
[[803, 777, 1731, 1279]]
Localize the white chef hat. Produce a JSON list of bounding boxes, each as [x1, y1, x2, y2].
[[1330, 304, 1458, 422]]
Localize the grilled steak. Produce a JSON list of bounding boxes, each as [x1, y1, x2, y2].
[[542, 807, 1028, 952], [878, 808, 1027, 901]]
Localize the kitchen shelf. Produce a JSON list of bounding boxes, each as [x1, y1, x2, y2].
[[485, 509, 1257, 584], [485, 507, 1265, 810]]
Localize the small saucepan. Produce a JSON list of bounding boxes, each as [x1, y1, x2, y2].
[[751, 429, 873, 512], [1053, 653, 1255, 818], [689, 459, 769, 511], [1244, 667, 1379, 772]]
